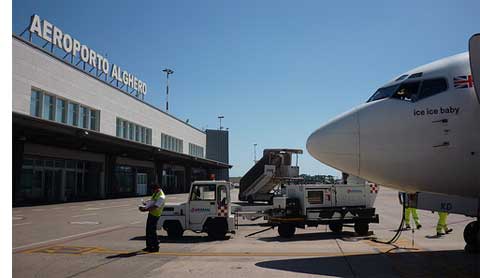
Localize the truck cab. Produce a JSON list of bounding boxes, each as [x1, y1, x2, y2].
[[158, 180, 235, 240]]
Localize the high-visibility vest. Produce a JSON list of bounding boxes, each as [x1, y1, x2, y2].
[[149, 189, 165, 217]]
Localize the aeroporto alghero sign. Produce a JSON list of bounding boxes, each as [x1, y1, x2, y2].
[[24, 14, 147, 96]]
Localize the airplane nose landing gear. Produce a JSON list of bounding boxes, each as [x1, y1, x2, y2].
[[464, 220, 480, 253]]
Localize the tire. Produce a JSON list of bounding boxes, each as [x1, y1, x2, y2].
[[164, 221, 184, 239], [354, 222, 369, 236], [463, 221, 479, 247], [278, 223, 296, 238], [207, 219, 228, 240], [329, 222, 343, 233]]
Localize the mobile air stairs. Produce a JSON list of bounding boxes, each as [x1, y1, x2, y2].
[[239, 149, 303, 204]]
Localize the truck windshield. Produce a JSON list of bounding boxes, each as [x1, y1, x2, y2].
[[190, 184, 216, 201], [367, 85, 399, 102]]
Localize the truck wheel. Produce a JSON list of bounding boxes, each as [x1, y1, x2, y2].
[[329, 223, 343, 233], [278, 223, 296, 238], [354, 222, 369, 236], [207, 219, 228, 240], [165, 221, 184, 239]]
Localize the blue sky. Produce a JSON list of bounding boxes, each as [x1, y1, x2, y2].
[[12, 1, 479, 177]]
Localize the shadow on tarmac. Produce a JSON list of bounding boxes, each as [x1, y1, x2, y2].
[[257, 231, 357, 242], [255, 249, 480, 277], [129, 235, 230, 243], [105, 250, 147, 259]]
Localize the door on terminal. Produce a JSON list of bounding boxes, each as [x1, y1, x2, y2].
[[136, 173, 148, 195]]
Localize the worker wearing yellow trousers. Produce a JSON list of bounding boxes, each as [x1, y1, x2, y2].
[[405, 207, 422, 230], [436, 212, 453, 236], [398, 192, 422, 230]]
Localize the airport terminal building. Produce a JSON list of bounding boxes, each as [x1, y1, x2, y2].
[[12, 15, 230, 206]]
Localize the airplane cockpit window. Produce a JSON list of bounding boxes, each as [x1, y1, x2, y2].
[[367, 78, 447, 103], [394, 74, 409, 81], [367, 85, 399, 102], [408, 72, 423, 79], [391, 81, 421, 102], [417, 78, 448, 100]]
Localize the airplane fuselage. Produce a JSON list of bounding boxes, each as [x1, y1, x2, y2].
[[307, 53, 480, 198]]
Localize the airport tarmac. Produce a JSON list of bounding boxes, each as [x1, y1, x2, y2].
[[13, 187, 479, 278]]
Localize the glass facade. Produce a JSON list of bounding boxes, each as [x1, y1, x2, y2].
[[30, 90, 99, 131], [189, 143, 204, 158], [17, 156, 101, 203], [161, 133, 183, 153], [110, 165, 154, 197], [115, 117, 152, 145]]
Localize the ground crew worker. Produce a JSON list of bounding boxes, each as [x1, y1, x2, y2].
[[436, 211, 453, 236], [398, 192, 422, 230], [139, 183, 165, 252]]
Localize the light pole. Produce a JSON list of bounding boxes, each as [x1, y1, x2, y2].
[[162, 68, 174, 113], [253, 143, 258, 164], [218, 115, 224, 130]]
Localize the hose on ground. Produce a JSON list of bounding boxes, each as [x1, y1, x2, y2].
[[371, 192, 406, 244]]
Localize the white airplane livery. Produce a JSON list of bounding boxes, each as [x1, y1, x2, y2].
[[306, 34, 480, 248]]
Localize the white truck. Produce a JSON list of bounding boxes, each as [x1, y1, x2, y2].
[[268, 182, 380, 238], [158, 178, 379, 241], [158, 180, 235, 240]]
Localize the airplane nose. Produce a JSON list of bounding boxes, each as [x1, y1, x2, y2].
[[306, 110, 360, 175]]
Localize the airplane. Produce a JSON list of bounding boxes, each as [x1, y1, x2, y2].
[[306, 34, 480, 249]]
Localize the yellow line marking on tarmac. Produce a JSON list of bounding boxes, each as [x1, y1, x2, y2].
[[22, 245, 379, 257], [23, 245, 59, 254]]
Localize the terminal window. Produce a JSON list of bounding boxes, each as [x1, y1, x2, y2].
[[115, 117, 152, 145], [161, 133, 183, 153], [29, 89, 100, 131], [188, 143, 204, 158]]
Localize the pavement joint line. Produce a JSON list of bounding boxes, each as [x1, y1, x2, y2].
[[13, 222, 32, 226], [13, 225, 126, 252], [71, 213, 98, 218], [129, 221, 142, 225], [84, 204, 131, 211]]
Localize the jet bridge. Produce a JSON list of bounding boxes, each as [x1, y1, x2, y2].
[[239, 149, 302, 203]]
